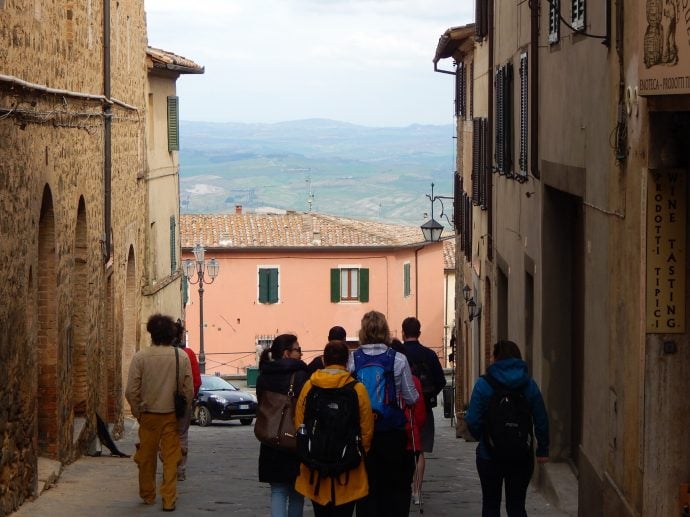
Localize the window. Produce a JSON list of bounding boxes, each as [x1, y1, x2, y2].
[[549, 0, 560, 43], [454, 173, 463, 237], [571, 0, 585, 31], [475, 0, 488, 40], [167, 96, 179, 152], [403, 263, 411, 297], [455, 62, 466, 119], [330, 267, 369, 302], [495, 63, 513, 176], [169, 216, 177, 273], [519, 52, 528, 180], [258, 267, 279, 304], [463, 192, 472, 261], [469, 61, 475, 119]]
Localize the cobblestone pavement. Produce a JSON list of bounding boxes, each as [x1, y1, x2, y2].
[[13, 386, 566, 516]]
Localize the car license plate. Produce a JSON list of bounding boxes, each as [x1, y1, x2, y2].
[[239, 404, 249, 410]]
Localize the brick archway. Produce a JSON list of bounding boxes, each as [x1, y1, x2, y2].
[[71, 197, 88, 416], [37, 186, 59, 458]]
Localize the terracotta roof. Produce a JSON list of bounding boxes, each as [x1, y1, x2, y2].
[[433, 24, 475, 64], [146, 47, 204, 74], [443, 238, 456, 270], [180, 212, 427, 249]]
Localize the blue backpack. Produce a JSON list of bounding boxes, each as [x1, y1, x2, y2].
[[353, 348, 407, 432]]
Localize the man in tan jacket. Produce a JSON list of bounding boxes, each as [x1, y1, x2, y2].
[[126, 314, 194, 512]]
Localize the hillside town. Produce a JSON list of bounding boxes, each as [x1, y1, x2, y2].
[[1, 1, 690, 516]]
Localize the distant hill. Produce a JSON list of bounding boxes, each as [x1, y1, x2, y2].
[[179, 119, 455, 226]]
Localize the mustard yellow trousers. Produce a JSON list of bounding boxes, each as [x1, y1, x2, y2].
[[134, 412, 181, 508]]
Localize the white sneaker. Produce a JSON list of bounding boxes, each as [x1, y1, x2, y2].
[[412, 494, 420, 505]]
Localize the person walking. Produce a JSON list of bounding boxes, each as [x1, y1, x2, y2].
[[173, 320, 202, 481], [295, 340, 374, 517], [464, 340, 550, 517], [347, 311, 418, 517], [256, 334, 309, 517], [125, 314, 193, 512], [399, 316, 446, 505], [307, 325, 347, 375]]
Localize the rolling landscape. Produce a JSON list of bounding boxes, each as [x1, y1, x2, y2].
[[179, 119, 456, 227]]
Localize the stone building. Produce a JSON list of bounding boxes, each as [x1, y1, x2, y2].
[[0, 2, 200, 515], [436, 1, 690, 515]]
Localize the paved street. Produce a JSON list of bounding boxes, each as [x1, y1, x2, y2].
[[14, 388, 565, 516]]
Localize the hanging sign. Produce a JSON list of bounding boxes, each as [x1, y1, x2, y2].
[[646, 169, 686, 333], [639, 0, 690, 95]]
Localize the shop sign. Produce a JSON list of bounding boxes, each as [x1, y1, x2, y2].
[[646, 169, 686, 333]]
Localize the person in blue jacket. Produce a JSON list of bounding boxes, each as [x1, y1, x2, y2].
[[465, 340, 549, 517]]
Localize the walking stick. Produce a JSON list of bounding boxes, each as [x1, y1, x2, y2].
[[408, 406, 424, 514]]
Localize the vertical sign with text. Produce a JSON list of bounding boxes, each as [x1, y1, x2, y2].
[[646, 169, 686, 333]]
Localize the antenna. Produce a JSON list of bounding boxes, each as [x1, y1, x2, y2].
[[306, 176, 315, 212]]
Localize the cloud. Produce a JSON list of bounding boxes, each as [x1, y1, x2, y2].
[[144, 0, 473, 126]]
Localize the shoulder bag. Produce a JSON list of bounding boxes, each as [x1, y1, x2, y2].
[[254, 372, 297, 451]]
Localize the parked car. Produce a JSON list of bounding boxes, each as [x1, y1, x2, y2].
[[193, 375, 257, 427]]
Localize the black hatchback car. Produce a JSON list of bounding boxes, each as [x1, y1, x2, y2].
[[193, 375, 257, 427]]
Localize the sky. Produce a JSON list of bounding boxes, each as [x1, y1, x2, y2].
[[144, 0, 473, 127]]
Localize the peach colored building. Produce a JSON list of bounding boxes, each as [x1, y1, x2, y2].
[[181, 211, 448, 374]]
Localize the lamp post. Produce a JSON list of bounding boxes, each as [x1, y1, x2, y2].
[[183, 244, 219, 374], [420, 182, 454, 242]]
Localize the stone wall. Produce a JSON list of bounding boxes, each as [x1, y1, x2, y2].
[[0, 0, 149, 513]]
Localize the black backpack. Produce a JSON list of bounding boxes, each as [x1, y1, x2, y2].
[[408, 357, 437, 407], [297, 381, 363, 499], [482, 374, 534, 461]]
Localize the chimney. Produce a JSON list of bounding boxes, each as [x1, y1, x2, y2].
[[235, 204, 242, 214]]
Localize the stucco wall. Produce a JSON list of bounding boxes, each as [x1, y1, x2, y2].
[[182, 244, 445, 373]]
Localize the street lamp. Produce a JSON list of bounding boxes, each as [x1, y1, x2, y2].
[[183, 243, 219, 374], [420, 182, 454, 242]]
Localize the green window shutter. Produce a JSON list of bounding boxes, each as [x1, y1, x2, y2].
[[268, 268, 279, 303], [404, 263, 411, 297], [167, 96, 179, 152], [182, 277, 188, 306], [359, 268, 369, 303], [169, 216, 177, 274], [330, 268, 341, 302], [258, 269, 269, 303]]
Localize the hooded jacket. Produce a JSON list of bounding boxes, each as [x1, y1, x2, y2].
[[464, 358, 549, 460], [256, 357, 309, 483], [294, 365, 374, 506]]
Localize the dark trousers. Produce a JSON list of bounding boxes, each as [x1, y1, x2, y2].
[[313, 500, 357, 517], [356, 429, 415, 517], [476, 456, 534, 517]]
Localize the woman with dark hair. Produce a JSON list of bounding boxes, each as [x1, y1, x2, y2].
[[464, 340, 550, 517], [256, 334, 309, 517], [295, 340, 374, 516], [125, 314, 193, 512]]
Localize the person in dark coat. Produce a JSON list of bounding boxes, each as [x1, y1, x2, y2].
[[256, 334, 309, 517], [399, 317, 446, 505]]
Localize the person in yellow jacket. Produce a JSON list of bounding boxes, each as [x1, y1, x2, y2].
[[294, 341, 375, 517]]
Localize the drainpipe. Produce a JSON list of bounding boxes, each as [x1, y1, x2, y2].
[[487, 0, 494, 261], [414, 245, 423, 318], [103, 0, 112, 261], [530, 0, 539, 180]]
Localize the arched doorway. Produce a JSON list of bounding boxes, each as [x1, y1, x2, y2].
[[37, 186, 59, 458], [121, 246, 137, 415], [72, 198, 88, 416]]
